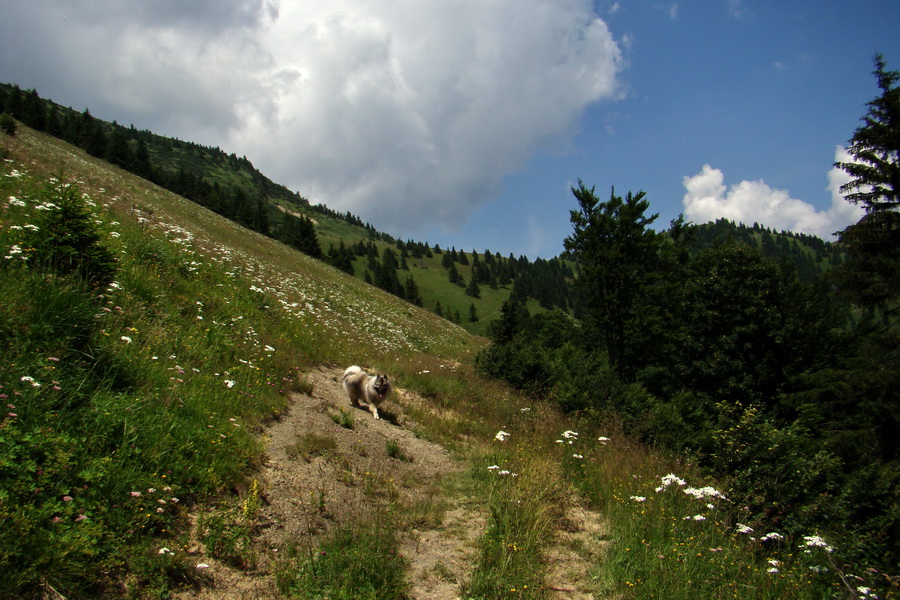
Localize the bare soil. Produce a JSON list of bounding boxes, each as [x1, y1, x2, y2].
[[173, 365, 606, 600]]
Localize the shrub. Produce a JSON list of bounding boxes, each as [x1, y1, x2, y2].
[[0, 113, 16, 136]]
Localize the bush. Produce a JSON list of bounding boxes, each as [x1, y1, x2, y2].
[[0, 113, 16, 136]]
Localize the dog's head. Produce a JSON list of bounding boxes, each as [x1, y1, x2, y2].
[[373, 374, 391, 399]]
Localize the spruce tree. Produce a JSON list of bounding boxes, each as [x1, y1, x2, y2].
[[833, 54, 900, 320], [465, 274, 481, 298]]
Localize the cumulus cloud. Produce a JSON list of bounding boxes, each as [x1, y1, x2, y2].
[[682, 147, 865, 240], [2, 0, 624, 234]]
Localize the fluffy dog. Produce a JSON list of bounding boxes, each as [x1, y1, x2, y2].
[[342, 365, 391, 420]]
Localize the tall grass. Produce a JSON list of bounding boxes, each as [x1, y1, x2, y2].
[[465, 455, 559, 600], [557, 414, 887, 600], [277, 511, 409, 600]]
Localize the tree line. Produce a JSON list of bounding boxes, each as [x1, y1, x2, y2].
[[0, 84, 327, 261], [0, 82, 854, 333], [476, 55, 900, 578]]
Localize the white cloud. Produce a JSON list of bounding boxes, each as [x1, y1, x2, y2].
[[2, 0, 624, 236], [682, 148, 865, 240]]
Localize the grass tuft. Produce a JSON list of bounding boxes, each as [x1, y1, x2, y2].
[[277, 513, 409, 600]]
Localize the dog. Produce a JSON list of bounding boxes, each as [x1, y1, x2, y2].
[[342, 365, 391, 420]]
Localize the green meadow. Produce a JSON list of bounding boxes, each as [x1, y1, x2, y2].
[[1, 126, 890, 599]]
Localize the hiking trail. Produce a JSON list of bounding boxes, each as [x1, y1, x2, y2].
[[173, 365, 606, 599]]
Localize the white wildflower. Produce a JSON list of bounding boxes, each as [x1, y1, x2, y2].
[[683, 486, 725, 500], [20, 376, 41, 387], [659, 473, 687, 488], [495, 430, 510, 442], [802, 535, 834, 553]]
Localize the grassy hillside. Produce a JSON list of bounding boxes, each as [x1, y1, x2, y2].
[[2, 124, 887, 600], [0, 125, 474, 596]]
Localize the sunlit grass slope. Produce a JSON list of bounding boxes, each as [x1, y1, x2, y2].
[[0, 126, 480, 597]]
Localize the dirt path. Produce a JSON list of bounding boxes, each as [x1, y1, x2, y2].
[[545, 500, 610, 600], [173, 365, 608, 599], [174, 365, 486, 600]]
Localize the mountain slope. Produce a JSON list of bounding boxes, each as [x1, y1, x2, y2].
[[2, 118, 884, 600], [3, 84, 850, 342]]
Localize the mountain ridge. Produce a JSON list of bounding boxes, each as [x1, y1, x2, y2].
[[1, 82, 846, 335]]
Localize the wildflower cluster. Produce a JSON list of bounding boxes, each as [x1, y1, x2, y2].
[[487, 464, 519, 477]]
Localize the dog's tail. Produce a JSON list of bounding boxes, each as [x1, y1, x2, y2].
[[342, 365, 363, 383]]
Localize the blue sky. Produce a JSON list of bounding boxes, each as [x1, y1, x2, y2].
[[2, 1, 898, 258]]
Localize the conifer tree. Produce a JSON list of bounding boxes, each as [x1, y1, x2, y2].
[[565, 181, 662, 381], [466, 274, 481, 298], [448, 263, 463, 286], [833, 54, 900, 320], [836, 54, 900, 213]]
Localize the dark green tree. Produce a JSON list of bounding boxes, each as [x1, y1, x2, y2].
[[564, 181, 662, 381], [327, 240, 355, 274], [104, 126, 131, 169], [832, 54, 900, 322], [0, 112, 16, 136], [27, 180, 118, 289], [836, 54, 900, 213], [374, 248, 402, 296], [404, 275, 423, 306], [465, 274, 481, 298], [280, 212, 322, 258], [447, 263, 463, 286], [488, 296, 530, 344]]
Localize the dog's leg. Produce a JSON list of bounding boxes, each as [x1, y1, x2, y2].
[[369, 404, 380, 420]]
